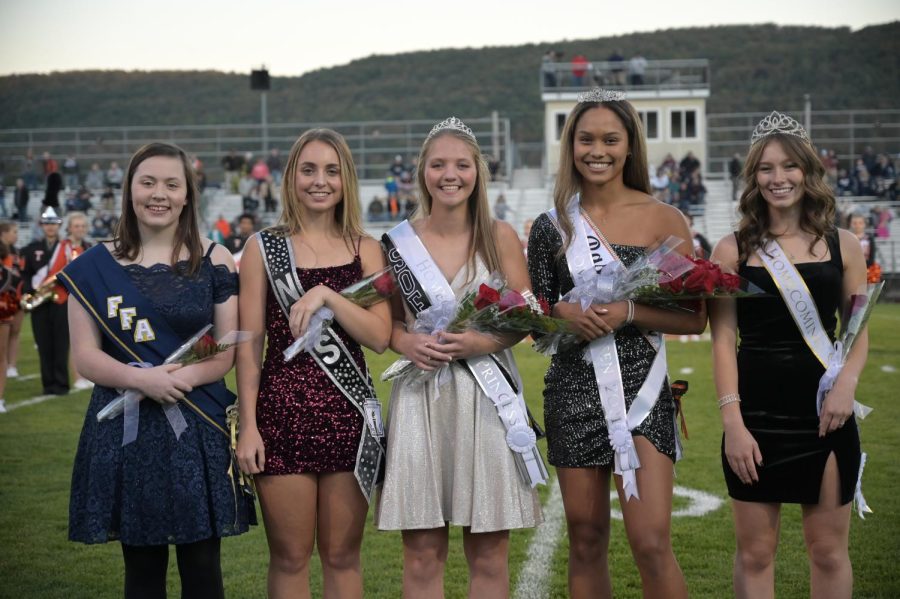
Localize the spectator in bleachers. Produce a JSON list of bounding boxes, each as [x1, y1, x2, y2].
[[23, 150, 38, 191], [873, 205, 892, 238], [258, 180, 277, 213], [238, 172, 258, 213], [872, 154, 896, 199], [486, 154, 501, 181], [105, 161, 124, 189], [493, 194, 509, 221], [848, 213, 876, 267], [729, 153, 743, 201], [667, 170, 682, 208], [836, 168, 855, 196], [65, 186, 92, 213], [861, 145, 877, 173], [687, 171, 707, 212], [397, 170, 415, 204], [43, 172, 63, 210], [679, 150, 700, 178], [388, 155, 406, 178], [367, 196, 385, 222], [90, 211, 116, 238], [84, 163, 105, 191], [542, 49, 558, 87], [42, 151, 59, 177], [221, 148, 243, 192], [853, 158, 871, 195], [607, 49, 626, 85], [628, 52, 647, 86], [224, 213, 256, 254], [62, 155, 79, 190], [821, 148, 839, 184], [266, 148, 283, 187], [651, 166, 671, 203], [100, 186, 116, 211], [571, 54, 589, 86], [250, 158, 270, 184], [661, 152, 677, 174], [13, 179, 28, 222]]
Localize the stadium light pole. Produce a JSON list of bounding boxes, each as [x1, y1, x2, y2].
[[251, 67, 271, 152]]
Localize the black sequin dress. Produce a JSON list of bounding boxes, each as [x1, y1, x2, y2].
[[256, 256, 366, 475], [68, 250, 256, 546], [527, 213, 677, 467], [727, 232, 861, 504]]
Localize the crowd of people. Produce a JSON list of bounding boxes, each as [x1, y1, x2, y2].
[[0, 94, 882, 599], [542, 49, 650, 88], [649, 150, 708, 215]]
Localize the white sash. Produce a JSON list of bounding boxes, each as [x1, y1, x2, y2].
[[386, 220, 548, 488], [550, 196, 673, 501]]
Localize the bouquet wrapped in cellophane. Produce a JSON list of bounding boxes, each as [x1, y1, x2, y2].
[[381, 273, 572, 383], [534, 236, 766, 356], [283, 266, 397, 361]]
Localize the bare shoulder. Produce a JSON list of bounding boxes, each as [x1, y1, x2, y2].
[[837, 228, 865, 262], [358, 235, 383, 257], [711, 232, 740, 269], [206, 239, 236, 272], [492, 219, 521, 249]]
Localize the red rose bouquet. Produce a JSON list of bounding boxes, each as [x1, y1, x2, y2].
[[284, 266, 397, 361]]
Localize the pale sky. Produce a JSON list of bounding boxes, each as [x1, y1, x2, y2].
[[1, 0, 897, 77]]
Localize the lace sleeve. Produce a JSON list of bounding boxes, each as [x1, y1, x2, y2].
[[527, 213, 564, 312], [211, 263, 239, 304]]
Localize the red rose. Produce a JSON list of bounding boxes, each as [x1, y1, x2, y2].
[[473, 284, 501, 310], [192, 334, 219, 359], [372, 271, 396, 297], [682, 267, 717, 295], [661, 276, 684, 294], [499, 290, 527, 312], [720, 273, 742, 292]]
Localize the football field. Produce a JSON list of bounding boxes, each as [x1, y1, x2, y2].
[[1, 306, 899, 598]]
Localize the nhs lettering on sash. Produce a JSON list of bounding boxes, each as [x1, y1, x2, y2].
[[106, 296, 156, 343], [271, 272, 340, 365], [772, 258, 817, 335]]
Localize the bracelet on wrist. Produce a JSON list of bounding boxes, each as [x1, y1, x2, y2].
[[625, 300, 635, 326], [717, 393, 741, 409]]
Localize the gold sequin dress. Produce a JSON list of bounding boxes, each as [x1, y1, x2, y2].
[[375, 258, 542, 533]]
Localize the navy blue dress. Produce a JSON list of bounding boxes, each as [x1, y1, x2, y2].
[[68, 252, 256, 546]]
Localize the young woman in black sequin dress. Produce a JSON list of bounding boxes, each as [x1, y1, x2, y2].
[[236, 129, 391, 598], [709, 113, 867, 598], [527, 91, 705, 599]]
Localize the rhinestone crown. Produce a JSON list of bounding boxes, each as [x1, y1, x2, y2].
[[427, 116, 475, 141], [577, 88, 626, 104], [751, 111, 810, 145]]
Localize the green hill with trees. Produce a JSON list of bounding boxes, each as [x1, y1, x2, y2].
[[1, 23, 897, 141]]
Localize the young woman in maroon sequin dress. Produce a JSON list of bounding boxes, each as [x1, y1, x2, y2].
[[236, 129, 391, 598]]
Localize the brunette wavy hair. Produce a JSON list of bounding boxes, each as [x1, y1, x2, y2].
[[113, 142, 203, 276], [276, 128, 366, 246], [736, 133, 836, 261], [552, 99, 651, 256], [413, 127, 501, 280]]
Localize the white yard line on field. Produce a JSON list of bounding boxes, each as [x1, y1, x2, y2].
[[6, 394, 58, 411], [12, 374, 40, 382], [513, 478, 566, 599]]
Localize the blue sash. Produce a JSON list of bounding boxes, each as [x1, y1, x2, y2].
[[58, 244, 233, 438]]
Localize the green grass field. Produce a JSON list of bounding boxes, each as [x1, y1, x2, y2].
[[1, 306, 899, 598]]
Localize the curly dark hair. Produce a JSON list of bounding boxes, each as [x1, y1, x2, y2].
[[736, 134, 835, 262]]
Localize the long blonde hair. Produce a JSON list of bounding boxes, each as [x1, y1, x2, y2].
[[736, 134, 836, 261], [277, 128, 366, 242], [552, 100, 650, 256], [414, 128, 501, 278]]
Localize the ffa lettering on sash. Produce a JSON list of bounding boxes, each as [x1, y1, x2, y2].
[[107, 295, 156, 342]]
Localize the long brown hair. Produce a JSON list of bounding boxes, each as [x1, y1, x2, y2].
[[112, 142, 203, 276], [413, 128, 501, 278], [552, 99, 651, 255], [276, 128, 366, 243], [736, 134, 836, 261]]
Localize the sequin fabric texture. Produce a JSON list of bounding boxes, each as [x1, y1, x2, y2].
[[527, 213, 677, 467], [256, 256, 366, 475]]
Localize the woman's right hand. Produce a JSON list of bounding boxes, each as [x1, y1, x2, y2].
[[236, 426, 266, 475], [552, 301, 615, 341], [723, 423, 763, 485], [135, 364, 193, 404], [396, 330, 453, 371]]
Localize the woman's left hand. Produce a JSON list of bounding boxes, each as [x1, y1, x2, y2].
[[288, 285, 333, 338], [435, 330, 497, 360], [591, 301, 630, 330], [818, 376, 856, 437]]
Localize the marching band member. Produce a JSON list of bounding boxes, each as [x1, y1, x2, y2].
[[0, 221, 24, 413], [65, 211, 94, 390], [21, 206, 71, 395]]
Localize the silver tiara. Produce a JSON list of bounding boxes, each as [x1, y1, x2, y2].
[[426, 116, 475, 141], [750, 111, 810, 145], [577, 88, 626, 104]]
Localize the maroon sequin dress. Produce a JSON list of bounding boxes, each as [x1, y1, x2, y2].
[[256, 256, 366, 474]]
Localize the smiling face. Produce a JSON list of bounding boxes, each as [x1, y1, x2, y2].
[[755, 139, 805, 211], [293, 140, 343, 216], [422, 134, 477, 211], [572, 106, 629, 188], [67, 216, 88, 242], [130, 155, 188, 232]]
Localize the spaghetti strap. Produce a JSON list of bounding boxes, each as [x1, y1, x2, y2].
[[354, 235, 362, 258], [204, 242, 217, 259]]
